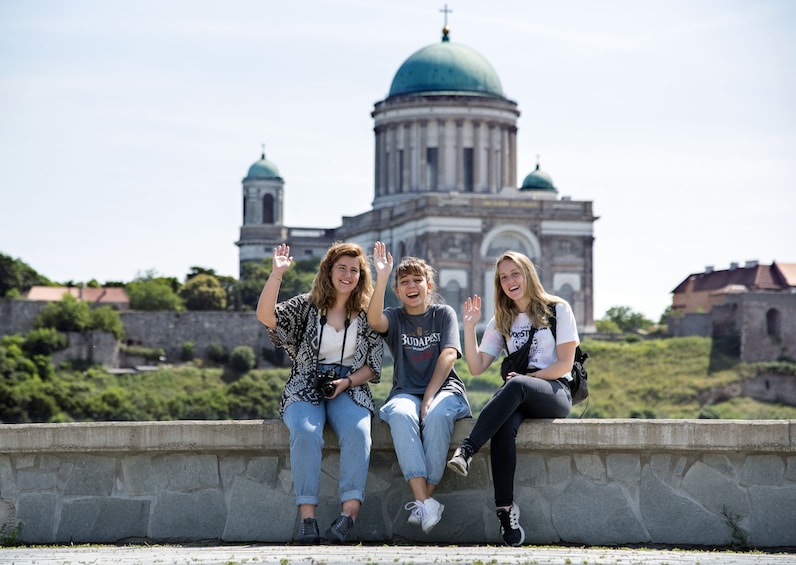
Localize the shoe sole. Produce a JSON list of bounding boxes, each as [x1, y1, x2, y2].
[[421, 503, 444, 534], [447, 459, 468, 477]]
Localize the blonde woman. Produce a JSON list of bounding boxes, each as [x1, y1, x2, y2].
[[447, 251, 578, 546]]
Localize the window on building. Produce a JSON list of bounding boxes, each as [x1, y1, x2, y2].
[[558, 283, 575, 307], [441, 280, 462, 313], [463, 148, 474, 192], [397, 149, 404, 192], [426, 147, 438, 190], [766, 308, 781, 339], [262, 194, 274, 224]]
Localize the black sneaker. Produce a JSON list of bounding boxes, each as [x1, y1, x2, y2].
[[447, 444, 474, 477], [297, 517, 320, 544], [325, 514, 354, 544], [496, 503, 526, 547]]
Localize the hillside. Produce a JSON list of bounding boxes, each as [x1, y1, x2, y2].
[[3, 336, 796, 423]]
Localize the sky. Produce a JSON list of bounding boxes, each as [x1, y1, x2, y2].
[[1, 0, 795, 322]]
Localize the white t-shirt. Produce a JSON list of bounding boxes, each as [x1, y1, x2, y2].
[[480, 301, 579, 380]]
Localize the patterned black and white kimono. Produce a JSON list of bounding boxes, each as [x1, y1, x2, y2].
[[266, 293, 383, 417]]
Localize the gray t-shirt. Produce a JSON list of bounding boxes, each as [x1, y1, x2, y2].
[[383, 303, 467, 400]]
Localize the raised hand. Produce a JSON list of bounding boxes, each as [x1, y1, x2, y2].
[[272, 243, 293, 276], [372, 241, 394, 280], [462, 295, 482, 327]]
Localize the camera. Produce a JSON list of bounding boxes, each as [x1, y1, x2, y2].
[[315, 369, 338, 398]]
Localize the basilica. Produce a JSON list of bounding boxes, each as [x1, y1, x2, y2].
[[236, 25, 597, 331]]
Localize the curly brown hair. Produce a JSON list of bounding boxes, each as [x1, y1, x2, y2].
[[309, 242, 373, 313]]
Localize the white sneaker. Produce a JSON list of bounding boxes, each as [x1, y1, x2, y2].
[[404, 500, 424, 526], [420, 497, 444, 533]]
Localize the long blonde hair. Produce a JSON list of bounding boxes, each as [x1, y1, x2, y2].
[[310, 242, 373, 313], [493, 251, 559, 338]]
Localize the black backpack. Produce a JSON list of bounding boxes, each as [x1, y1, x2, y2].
[[549, 312, 589, 405]]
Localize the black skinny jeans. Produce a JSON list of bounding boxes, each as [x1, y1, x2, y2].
[[463, 375, 571, 507]]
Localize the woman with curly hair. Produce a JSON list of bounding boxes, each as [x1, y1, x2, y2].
[[257, 242, 383, 544]]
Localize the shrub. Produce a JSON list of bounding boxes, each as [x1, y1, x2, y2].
[[206, 342, 229, 364], [228, 345, 255, 373], [181, 341, 195, 362], [23, 328, 68, 356]]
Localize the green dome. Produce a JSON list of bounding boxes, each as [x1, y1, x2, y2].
[[520, 164, 557, 192], [388, 33, 504, 98], [246, 153, 280, 179]]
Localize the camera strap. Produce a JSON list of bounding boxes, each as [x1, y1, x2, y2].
[[318, 308, 351, 368]]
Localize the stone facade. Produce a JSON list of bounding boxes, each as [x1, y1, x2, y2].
[[1, 419, 794, 548]]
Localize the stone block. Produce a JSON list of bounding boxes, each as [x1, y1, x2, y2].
[[682, 460, 747, 517], [640, 466, 730, 546], [56, 497, 149, 543], [121, 454, 156, 496], [64, 455, 115, 496], [574, 452, 605, 482], [16, 493, 56, 543], [748, 486, 796, 547], [245, 455, 279, 486], [0, 456, 15, 497], [222, 475, 293, 542], [741, 455, 785, 486], [150, 489, 227, 541], [607, 453, 641, 483], [553, 478, 646, 545], [16, 468, 57, 491], [154, 454, 219, 491]]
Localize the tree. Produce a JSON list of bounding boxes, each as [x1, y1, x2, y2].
[[126, 277, 183, 311], [601, 306, 654, 333], [34, 294, 124, 338], [0, 253, 50, 297], [179, 274, 226, 311]]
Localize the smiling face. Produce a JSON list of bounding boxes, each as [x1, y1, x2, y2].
[[497, 258, 530, 310], [330, 255, 361, 297], [395, 271, 431, 314]]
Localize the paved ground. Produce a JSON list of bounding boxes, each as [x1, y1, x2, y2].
[[1, 544, 795, 565]]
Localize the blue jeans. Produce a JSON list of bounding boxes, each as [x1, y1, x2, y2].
[[282, 369, 372, 506], [379, 391, 471, 485]]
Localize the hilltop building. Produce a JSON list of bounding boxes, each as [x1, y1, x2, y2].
[[236, 24, 597, 330], [669, 261, 796, 362]]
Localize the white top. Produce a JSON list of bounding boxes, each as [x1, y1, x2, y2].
[[318, 318, 359, 366], [479, 301, 579, 380]]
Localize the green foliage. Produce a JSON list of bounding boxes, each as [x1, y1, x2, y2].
[[228, 345, 256, 373], [23, 328, 68, 356], [124, 345, 166, 362], [181, 341, 196, 362], [33, 294, 124, 339], [89, 305, 125, 339], [0, 252, 50, 297], [595, 319, 622, 333], [126, 277, 183, 311], [602, 305, 654, 333], [3, 335, 796, 423], [35, 294, 91, 332], [236, 258, 318, 310], [179, 273, 227, 311], [206, 342, 229, 364]]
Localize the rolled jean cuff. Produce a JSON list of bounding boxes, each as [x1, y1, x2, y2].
[[295, 495, 319, 506], [339, 489, 364, 504]]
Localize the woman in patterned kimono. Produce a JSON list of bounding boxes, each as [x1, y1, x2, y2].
[[256, 242, 383, 545]]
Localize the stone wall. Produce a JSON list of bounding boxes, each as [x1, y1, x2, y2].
[[1, 419, 794, 548], [0, 300, 277, 368]]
